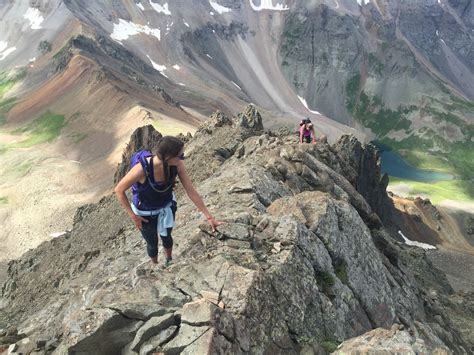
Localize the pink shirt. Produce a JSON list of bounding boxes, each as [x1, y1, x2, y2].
[[300, 125, 315, 143]]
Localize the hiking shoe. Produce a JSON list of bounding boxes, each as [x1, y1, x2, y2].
[[163, 258, 173, 269]]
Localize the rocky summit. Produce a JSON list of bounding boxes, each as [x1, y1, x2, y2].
[[1, 105, 473, 354]]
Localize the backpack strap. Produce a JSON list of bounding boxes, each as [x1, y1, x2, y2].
[[139, 155, 172, 193]]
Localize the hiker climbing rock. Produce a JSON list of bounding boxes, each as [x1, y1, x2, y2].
[[299, 117, 316, 144], [115, 136, 223, 267]]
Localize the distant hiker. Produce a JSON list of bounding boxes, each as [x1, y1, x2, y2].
[[299, 118, 316, 144], [115, 136, 223, 267]]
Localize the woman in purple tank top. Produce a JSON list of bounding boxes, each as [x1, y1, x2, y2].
[[299, 118, 316, 144]]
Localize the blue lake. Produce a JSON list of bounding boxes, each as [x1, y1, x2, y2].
[[372, 141, 454, 183]]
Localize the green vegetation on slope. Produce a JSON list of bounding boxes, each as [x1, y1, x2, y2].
[[389, 177, 473, 205], [320, 340, 340, 353], [0, 196, 8, 205], [382, 134, 474, 198], [12, 111, 66, 147], [2, 160, 34, 178], [0, 80, 16, 99], [345, 73, 414, 136], [398, 150, 452, 173], [345, 73, 474, 200], [0, 97, 17, 126], [38, 40, 52, 54], [0, 69, 27, 99]]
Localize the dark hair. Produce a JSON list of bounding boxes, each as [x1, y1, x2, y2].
[[156, 136, 184, 184], [299, 118, 311, 126]]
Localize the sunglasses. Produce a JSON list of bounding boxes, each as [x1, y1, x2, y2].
[[178, 153, 185, 160]]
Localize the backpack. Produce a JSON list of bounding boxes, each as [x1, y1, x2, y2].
[[130, 149, 175, 210], [299, 118, 312, 126]]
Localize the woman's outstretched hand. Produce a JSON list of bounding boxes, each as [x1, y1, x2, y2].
[[132, 215, 149, 230], [207, 216, 224, 232]]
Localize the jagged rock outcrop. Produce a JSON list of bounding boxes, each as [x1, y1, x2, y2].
[[332, 135, 392, 225], [113, 124, 163, 184], [1, 106, 472, 354]]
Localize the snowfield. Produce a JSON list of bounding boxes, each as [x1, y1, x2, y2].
[[0, 45, 16, 61], [150, 2, 171, 15], [111, 19, 161, 41], [249, 0, 289, 11], [24, 7, 44, 30], [298, 95, 321, 115], [146, 54, 168, 78], [398, 231, 437, 250], [210, 1, 232, 14]]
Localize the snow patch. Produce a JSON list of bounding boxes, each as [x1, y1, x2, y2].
[[436, 30, 439, 37], [0, 41, 8, 53], [249, 0, 289, 11], [111, 19, 161, 41], [172, 64, 181, 70], [440, 38, 446, 44], [210, 1, 232, 14], [0, 46, 16, 61], [335, 0, 340, 9], [298, 95, 321, 115], [231, 81, 241, 90], [24, 7, 44, 30], [206, 54, 214, 59], [178, 82, 186, 86], [29, 57, 36, 62], [165, 21, 174, 34], [146, 54, 168, 77], [50, 232, 67, 238], [357, 0, 370, 5], [210, 11, 215, 15], [398, 231, 436, 250], [183, 20, 190, 27], [137, 2, 145, 11], [150, 2, 171, 15]]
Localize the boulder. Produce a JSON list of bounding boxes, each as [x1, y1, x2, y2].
[[334, 324, 452, 354]]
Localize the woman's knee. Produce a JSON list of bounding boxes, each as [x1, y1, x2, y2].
[[160, 233, 173, 249]]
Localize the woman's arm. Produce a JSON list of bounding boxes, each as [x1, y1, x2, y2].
[[114, 164, 149, 229], [311, 127, 317, 144], [177, 161, 223, 231], [299, 126, 304, 143]]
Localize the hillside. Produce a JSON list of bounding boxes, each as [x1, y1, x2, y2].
[[1, 106, 473, 354]]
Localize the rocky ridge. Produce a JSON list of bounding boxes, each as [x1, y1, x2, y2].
[[0, 105, 473, 354]]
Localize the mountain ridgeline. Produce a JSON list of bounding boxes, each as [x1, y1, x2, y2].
[[1, 0, 473, 169], [0, 105, 473, 354]]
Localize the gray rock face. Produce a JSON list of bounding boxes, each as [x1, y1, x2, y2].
[[332, 135, 392, 225], [129, 313, 177, 351], [334, 324, 451, 354], [1, 106, 472, 354]]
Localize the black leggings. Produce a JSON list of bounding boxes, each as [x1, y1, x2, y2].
[[139, 204, 176, 258]]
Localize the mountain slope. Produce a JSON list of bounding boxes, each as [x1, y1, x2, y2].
[[0, 0, 473, 261], [1, 106, 472, 354]]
